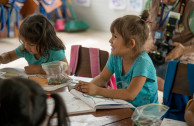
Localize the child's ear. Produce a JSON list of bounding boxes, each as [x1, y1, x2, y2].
[[127, 39, 135, 48]]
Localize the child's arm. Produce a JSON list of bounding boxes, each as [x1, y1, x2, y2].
[[185, 100, 194, 126], [0, 50, 20, 64], [60, 58, 70, 75], [77, 74, 146, 101], [24, 65, 46, 75], [91, 66, 113, 87], [75, 66, 113, 91], [24, 58, 70, 75]]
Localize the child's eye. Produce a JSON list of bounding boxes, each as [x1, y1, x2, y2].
[[114, 35, 117, 38]]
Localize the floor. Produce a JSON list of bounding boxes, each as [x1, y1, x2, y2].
[[0, 29, 111, 69], [0, 29, 163, 104]]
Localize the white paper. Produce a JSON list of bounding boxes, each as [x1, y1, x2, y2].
[[109, 0, 126, 10], [47, 91, 95, 115], [160, 118, 188, 126], [70, 76, 92, 82], [127, 0, 143, 12], [75, 0, 90, 7]]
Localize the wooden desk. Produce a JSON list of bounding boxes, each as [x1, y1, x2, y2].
[[41, 108, 133, 126]]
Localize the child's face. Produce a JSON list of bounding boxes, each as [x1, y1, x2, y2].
[[109, 28, 130, 56], [21, 38, 39, 55]]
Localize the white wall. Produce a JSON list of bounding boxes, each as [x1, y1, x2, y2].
[[71, 0, 145, 31], [3, 0, 147, 33]]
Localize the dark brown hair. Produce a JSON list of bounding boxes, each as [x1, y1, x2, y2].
[[0, 77, 69, 126], [110, 10, 150, 53], [19, 14, 65, 59]]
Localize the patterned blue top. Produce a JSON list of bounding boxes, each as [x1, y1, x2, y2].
[[106, 52, 158, 107], [15, 45, 66, 65]]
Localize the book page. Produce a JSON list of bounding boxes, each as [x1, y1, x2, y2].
[[70, 89, 135, 109], [70, 76, 93, 82], [70, 89, 96, 108], [47, 91, 95, 115], [160, 118, 188, 126]]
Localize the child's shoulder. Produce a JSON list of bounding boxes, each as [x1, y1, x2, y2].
[[138, 52, 150, 60], [49, 49, 65, 53], [136, 52, 153, 66]]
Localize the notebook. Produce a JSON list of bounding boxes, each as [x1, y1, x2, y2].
[[47, 89, 135, 115]]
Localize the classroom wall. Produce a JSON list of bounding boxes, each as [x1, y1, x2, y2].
[[71, 0, 146, 31], [4, 0, 147, 34]]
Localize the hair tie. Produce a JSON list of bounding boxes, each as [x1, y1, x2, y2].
[[140, 18, 152, 23], [47, 94, 51, 98]]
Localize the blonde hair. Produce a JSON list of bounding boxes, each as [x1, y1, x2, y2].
[[110, 10, 150, 53]]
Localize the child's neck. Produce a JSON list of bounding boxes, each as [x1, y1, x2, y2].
[[122, 52, 139, 75], [122, 51, 140, 64], [34, 54, 41, 60]]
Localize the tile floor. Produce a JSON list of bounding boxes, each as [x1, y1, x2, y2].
[[0, 29, 163, 104]]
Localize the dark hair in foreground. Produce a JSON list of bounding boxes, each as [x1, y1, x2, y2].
[[0, 77, 69, 126]]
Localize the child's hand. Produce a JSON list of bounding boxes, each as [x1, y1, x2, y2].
[[165, 42, 185, 62], [74, 83, 82, 91], [24, 65, 43, 74], [75, 81, 100, 96]]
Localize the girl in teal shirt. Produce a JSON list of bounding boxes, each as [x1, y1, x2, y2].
[[75, 10, 158, 107], [0, 14, 69, 74]]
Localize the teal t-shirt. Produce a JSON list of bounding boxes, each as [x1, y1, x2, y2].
[[106, 52, 158, 107], [15, 45, 66, 65]]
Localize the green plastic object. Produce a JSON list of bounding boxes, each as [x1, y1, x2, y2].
[[64, 0, 89, 32], [65, 20, 89, 32]]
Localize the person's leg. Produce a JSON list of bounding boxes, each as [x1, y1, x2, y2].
[[157, 76, 164, 91], [154, 62, 168, 91]]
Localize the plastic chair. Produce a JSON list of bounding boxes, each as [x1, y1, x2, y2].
[[69, 45, 117, 89], [163, 61, 194, 121]]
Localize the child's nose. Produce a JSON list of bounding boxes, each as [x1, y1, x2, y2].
[[109, 38, 113, 43]]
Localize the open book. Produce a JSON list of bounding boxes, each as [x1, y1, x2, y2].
[[47, 89, 135, 115]]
